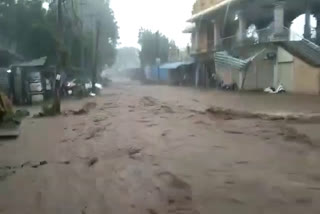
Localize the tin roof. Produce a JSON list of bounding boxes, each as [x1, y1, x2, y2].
[[12, 56, 47, 67], [214, 51, 249, 71]]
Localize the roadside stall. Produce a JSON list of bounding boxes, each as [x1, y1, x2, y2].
[[9, 56, 52, 105]]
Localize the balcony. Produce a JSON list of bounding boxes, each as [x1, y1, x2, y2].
[[212, 27, 299, 52], [189, 26, 319, 57]]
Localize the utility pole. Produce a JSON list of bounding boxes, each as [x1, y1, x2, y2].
[[92, 20, 101, 94], [53, 0, 63, 114], [155, 31, 160, 82]]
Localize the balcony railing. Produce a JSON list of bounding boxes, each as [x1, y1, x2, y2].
[[190, 25, 319, 56], [213, 27, 279, 52], [212, 26, 319, 52]]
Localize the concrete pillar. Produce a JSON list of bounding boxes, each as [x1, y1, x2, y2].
[[195, 22, 200, 51], [212, 20, 221, 49], [315, 14, 320, 45], [195, 63, 200, 87], [274, 1, 285, 34], [237, 11, 247, 42], [304, 8, 312, 40]]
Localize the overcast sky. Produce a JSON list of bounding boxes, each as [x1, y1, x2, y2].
[[110, 0, 196, 48], [42, 1, 316, 48]]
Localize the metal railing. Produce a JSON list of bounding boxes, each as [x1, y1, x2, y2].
[[213, 27, 279, 52], [212, 26, 320, 52], [191, 26, 319, 55], [285, 27, 320, 51]]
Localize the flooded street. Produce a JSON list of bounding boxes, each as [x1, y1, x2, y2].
[[1, 81, 320, 214]]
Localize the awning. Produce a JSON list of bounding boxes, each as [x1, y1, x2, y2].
[[12, 56, 47, 67], [188, 0, 236, 22], [160, 61, 194, 70], [183, 24, 195, 33]]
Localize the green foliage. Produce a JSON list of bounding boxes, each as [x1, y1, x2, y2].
[[96, 0, 119, 68], [0, 0, 118, 72], [0, 0, 57, 62], [138, 29, 170, 67]]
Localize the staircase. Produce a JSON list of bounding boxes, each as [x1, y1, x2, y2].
[[280, 40, 320, 67]]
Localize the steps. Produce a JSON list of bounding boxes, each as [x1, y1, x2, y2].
[[280, 40, 320, 67]]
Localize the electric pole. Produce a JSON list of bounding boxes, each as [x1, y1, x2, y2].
[[92, 20, 101, 94], [53, 0, 63, 114]]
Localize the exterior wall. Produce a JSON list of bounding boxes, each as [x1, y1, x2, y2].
[[215, 66, 239, 85], [275, 47, 320, 94], [276, 47, 294, 90], [238, 45, 276, 90], [196, 23, 209, 53], [277, 62, 294, 91], [293, 57, 320, 94]]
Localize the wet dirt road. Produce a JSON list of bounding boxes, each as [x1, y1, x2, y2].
[[1, 82, 320, 214]]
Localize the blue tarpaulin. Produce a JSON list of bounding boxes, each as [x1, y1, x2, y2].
[[146, 61, 194, 82], [160, 61, 194, 70]]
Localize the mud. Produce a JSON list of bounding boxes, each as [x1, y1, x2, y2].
[[64, 101, 97, 116], [206, 106, 320, 123], [1, 82, 320, 214]]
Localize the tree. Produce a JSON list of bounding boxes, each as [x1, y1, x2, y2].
[[95, 0, 119, 69], [168, 40, 180, 62], [0, 0, 58, 63], [0, 0, 118, 73], [138, 29, 170, 67]]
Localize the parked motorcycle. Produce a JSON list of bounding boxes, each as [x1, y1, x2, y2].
[[218, 81, 238, 91]]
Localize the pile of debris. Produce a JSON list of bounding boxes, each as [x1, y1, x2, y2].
[[0, 92, 29, 137]]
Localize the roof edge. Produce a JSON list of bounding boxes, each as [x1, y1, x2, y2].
[[188, 0, 236, 22]]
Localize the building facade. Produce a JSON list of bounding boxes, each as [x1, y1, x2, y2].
[[185, 0, 320, 94]]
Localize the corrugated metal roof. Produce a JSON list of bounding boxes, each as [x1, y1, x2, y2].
[[214, 51, 250, 71], [214, 49, 265, 71], [160, 61, 194, 70], [12, 56, 47, 67]]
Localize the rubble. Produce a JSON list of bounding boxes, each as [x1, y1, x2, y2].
[[87, 157, 98, 167], [140, 96, 158, 107], [128, 147, 142, 159], [64, 102, 97, 116]]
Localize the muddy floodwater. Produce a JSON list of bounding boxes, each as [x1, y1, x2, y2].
[[1, 81, 320, 214]]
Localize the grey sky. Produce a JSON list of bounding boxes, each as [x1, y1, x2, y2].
[[110, 0, 196, 48]]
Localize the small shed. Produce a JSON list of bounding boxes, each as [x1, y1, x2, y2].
[[9, 57, 50, 105]]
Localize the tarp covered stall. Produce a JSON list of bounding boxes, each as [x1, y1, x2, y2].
[[145, 61, 195, 85]]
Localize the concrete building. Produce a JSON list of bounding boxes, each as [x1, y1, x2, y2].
[[185, 0, 320, 94]]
